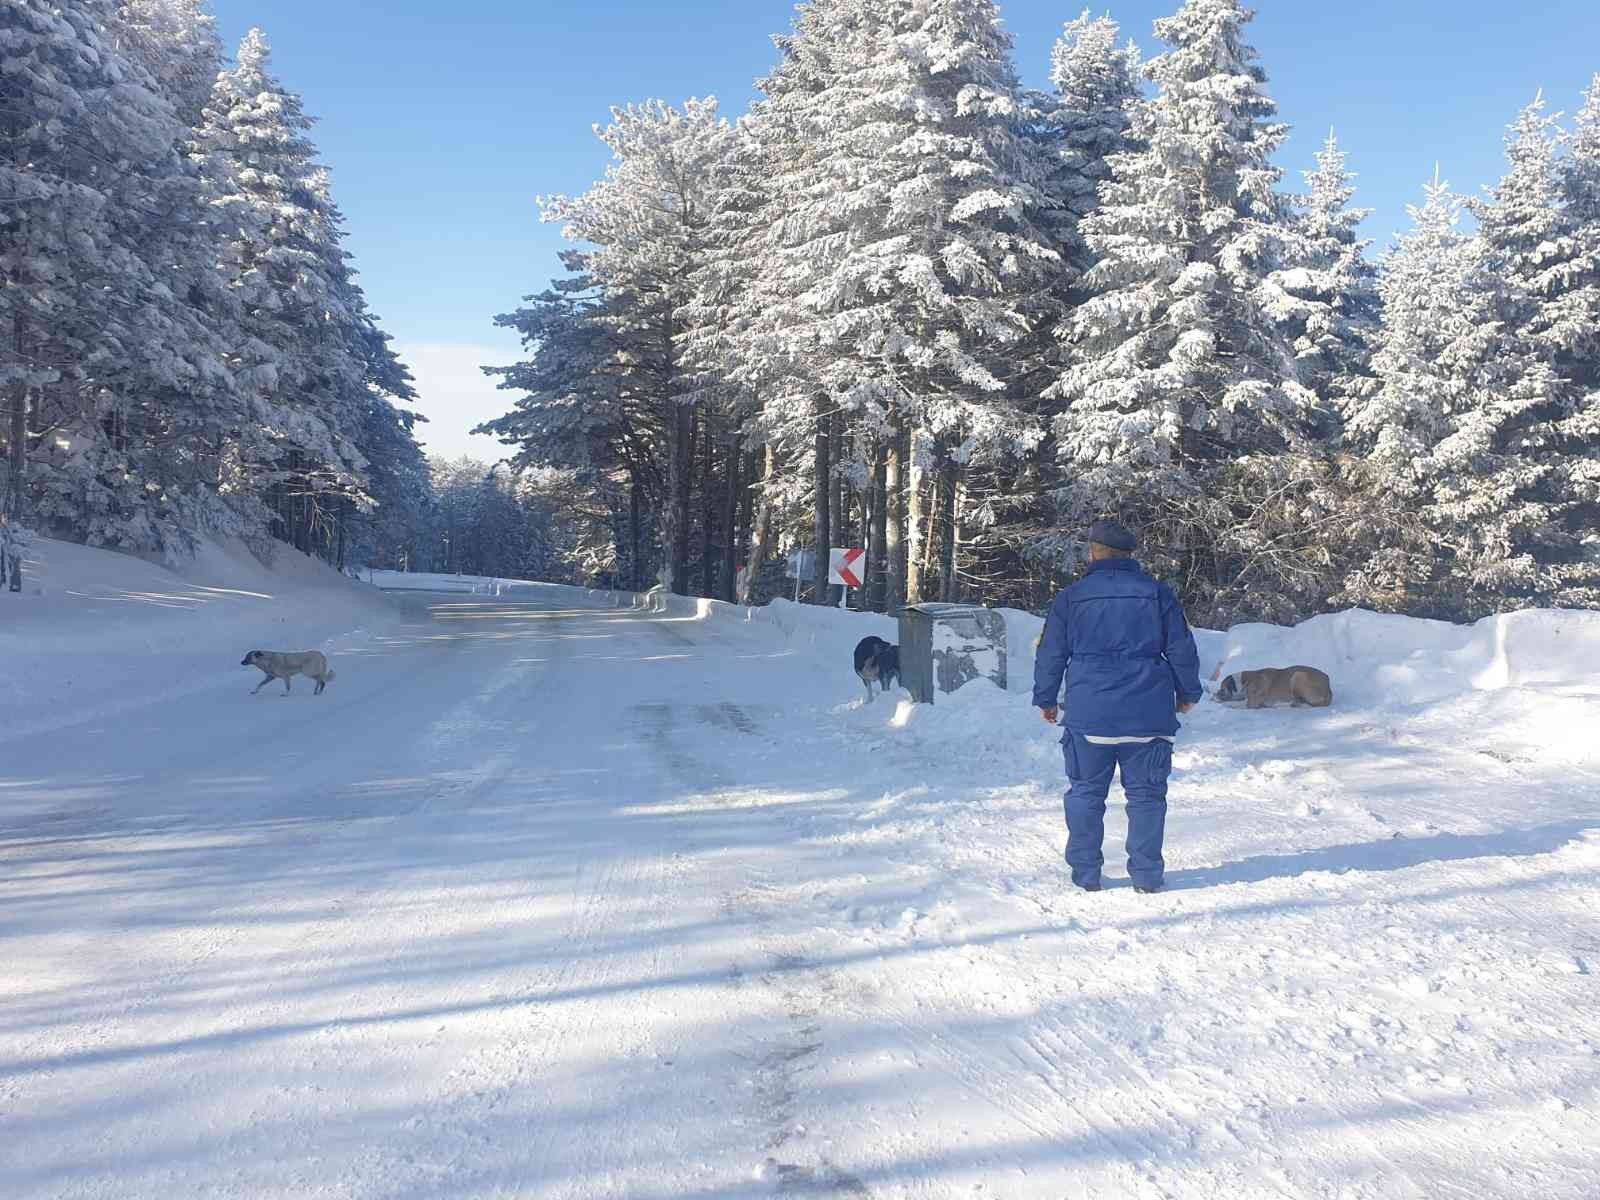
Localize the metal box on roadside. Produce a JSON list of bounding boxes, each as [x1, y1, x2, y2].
[[896, 602, 1008, 704]]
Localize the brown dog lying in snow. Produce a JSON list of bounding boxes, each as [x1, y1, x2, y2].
[[1214, 666, 1332, 709]]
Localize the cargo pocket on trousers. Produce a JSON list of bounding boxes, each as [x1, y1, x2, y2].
[[1062, 735, 1081, 781], [1136, 740, 1173, 786]]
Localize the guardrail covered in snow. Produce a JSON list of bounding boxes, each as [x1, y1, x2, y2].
[[359, 569, 509, 595]]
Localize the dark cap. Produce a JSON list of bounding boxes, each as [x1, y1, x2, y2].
[[1086, 519, 1137, 552]]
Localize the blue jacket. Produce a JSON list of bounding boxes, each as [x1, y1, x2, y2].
[[1031, 558, 1204, 738]]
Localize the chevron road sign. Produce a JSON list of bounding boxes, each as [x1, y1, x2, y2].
[[829, 547, 866, 589]]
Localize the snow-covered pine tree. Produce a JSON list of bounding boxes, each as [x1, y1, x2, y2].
[[1035, 10, 1141, 287], [1336, 173, 1478, 611], [429, 456, 488, 575], [1549, 79, 1600, 598], [750, 0, 1058, 608], [1265, 131, 1378, 425], [983, 10, 1143, 589], [677, 116, 771, 601], [85, 0, 270, 552], [196, 29, 371, 552], [1443, 95, 1595, 608], [0, 0, 237, 549], [1562, 77, 1600, 388], [535, 99, 727, 595], [1050, 0, 1322, 622], [115, 0, 221, 126], [347, 389, 432, 571], [480, 262, 653, 590], [1346, 175, 1470, 479], [334, 281, 424, 569]]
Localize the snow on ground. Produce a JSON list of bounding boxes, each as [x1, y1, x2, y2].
[[0, 537, 400, 748], [0, 552, 1596, 1198]]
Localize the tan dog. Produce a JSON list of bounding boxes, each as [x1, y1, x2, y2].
[[1214, 666, 1332, 709], [241, 649, 336, 696]]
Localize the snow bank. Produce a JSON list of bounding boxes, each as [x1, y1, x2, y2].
[[1209, 607, 1600, 706], [604, 582, 1600, 720], [678, 591, 1600, 777], [624, 587, 898, 654], [0, 537, 400, 742], [923, 602, 1600, 712]]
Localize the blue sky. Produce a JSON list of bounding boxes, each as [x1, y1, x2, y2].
[[213, 0, 1600, 462]]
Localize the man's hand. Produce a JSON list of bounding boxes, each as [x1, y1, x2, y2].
[[1040, 706, 1059, 726], [1177, 701, 1196, 714]]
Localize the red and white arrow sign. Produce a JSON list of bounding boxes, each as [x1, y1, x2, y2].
[[829, 547, 866, 589]]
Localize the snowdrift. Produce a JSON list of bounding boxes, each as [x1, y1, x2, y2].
[[1207, 607, 1600, 705], [617, 582, 1600, 715], [614, 583, 1600, 774], [0, 537, 399, 742]]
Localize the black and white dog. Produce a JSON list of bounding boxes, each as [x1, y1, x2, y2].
[[853, 635, 901, 703]]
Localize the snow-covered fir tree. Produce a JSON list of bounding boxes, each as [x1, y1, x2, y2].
[[1050, 0, 1320, 620], [1035, 10, 1141, 286], [750, 0, 1058, 606], [1346, 174, 1469, 482], [1561, 77, 1600, 391], [114, 0, 221, 126], [1550, 79, 1600, 594], [0, 0, 236, 549], [1266, 132, 1379, 426], [532, 98, 727, 594], [676, 116, 770, 600], [1351, 107, 1588, 618], [479, 260, 654, 589], [987, 10, 1141, 583], [1, 2, 420, 563], [1335, 173, 1480, 612], [196, 29, 372, 551], [1442, 96, 1596, 608]]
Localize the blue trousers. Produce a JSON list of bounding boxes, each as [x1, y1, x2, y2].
[[1061, 733, 1172, 890]]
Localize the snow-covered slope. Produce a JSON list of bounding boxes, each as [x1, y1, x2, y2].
[[0, 537, 400, 742]]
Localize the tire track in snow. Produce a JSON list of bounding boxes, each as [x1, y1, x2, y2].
[[635, 698, 870, 1195]]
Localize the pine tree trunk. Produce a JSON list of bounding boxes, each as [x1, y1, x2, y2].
[[628, 479, 643, 591], [811, 393, 831, 604], [697, 419, 715, 597], [737, 444, 757, 596], [741, 444, 776, 604], [885, 420, 906, 611], [720, 434, 740, 601], [918, 453, 941, 598], [832, 412, 848, 548], [5, 387, 24, 520], [832, 411, 849, 606], [906, 424, 927, 605], [680, 407, 698, 595], [665, 403, 693, 594], [869, 448, 887, 612], [5, 310, 27, 520], [940, 460, 961, 602]]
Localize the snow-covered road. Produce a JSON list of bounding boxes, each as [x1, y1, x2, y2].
[[2, 587, 1597, 1198]]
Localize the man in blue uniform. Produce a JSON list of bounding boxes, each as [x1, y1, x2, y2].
[[1032, 521, 1204, 894]]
